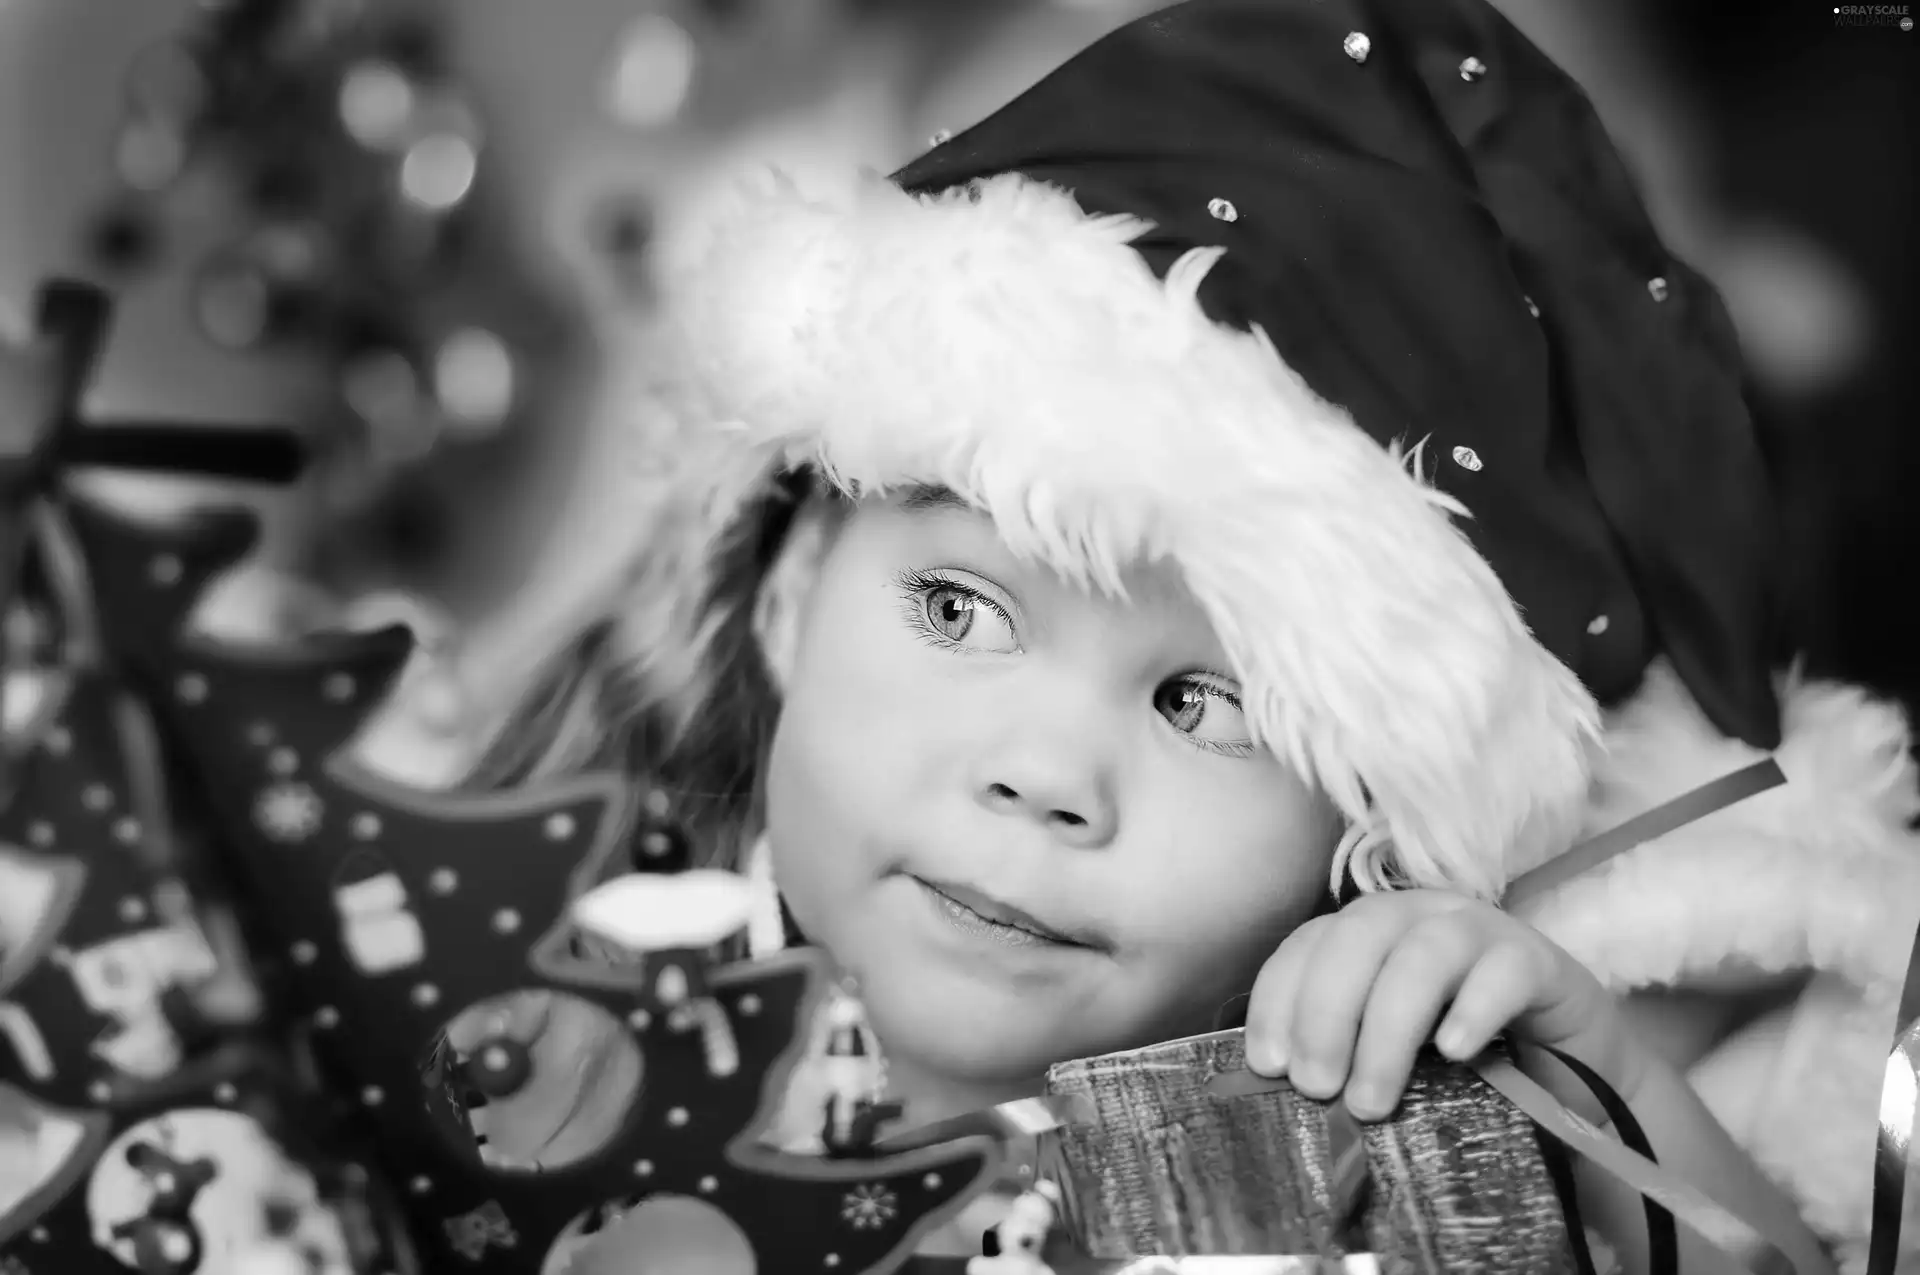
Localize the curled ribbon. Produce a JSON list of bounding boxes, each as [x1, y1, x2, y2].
[[1506, 753, 1920, 1273], [1865, 916, 1920, 1275], [1470, 1056, 1796, 1274]]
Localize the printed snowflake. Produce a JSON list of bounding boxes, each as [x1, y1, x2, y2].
[[252, 781, 325, 842], [839, 1183, 899, 1231], [444, 1200, 518, 1261]]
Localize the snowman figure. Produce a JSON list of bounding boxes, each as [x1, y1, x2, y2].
[[968, 1179, 1062, 1275]]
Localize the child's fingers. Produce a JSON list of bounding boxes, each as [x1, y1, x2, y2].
[[1342, 912, 1486, 1119], [1243, 914, 1332, 1074], [1284, 900, 1438, 1099], [1432, 939, 1546, 1061]]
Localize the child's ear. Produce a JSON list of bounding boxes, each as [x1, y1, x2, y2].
[[751, 498, 840, 691]]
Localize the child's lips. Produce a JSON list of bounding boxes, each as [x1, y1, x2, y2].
[[909, 876, 1104, 951]]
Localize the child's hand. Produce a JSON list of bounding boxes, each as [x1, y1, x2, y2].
[[1243, 890, 1623, 1121]]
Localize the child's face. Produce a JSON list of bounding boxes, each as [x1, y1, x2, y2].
[[765, 490, 1338, 1089]]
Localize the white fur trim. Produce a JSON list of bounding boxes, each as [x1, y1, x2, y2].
[[579, 170, 1599, 897], [1524, 661, 1920, 994], [1524, 661, 1920, 1266], [1741, 975, 1906, 1274]]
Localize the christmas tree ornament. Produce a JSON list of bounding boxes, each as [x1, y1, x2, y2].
[[0, 619, 399, 1275], [1, 277, 406, 1275], [54, 493, 1005, 1274]]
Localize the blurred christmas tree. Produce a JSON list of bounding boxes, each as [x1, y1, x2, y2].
[[73, 0, 591, 618]]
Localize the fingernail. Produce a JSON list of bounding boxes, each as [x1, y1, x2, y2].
[[1346, 1083, 1388, 1120], [1245, 1037, 1289, 1076], [1436, 1023, 1470, 1059], [1290, 1060, 1335, 1097]]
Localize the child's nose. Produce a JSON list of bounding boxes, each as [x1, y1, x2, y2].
[[973, 764, 1118, 849]]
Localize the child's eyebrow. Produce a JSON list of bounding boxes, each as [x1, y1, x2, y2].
[[898, 484, 971, 513]]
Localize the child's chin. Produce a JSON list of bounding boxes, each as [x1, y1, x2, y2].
[[863, 960, 1092, 1081]]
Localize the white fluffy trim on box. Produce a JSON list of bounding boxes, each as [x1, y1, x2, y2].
[[1524, 660, 1920, 1272]]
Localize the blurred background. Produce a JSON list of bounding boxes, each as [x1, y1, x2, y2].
[[0, 0, 1913, 763]]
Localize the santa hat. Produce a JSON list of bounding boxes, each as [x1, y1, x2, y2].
[[488, 0, 1918, 1261], [557, 0, 1789, 899]]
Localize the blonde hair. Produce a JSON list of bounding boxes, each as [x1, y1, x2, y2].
[[457, 476, 822, 873]]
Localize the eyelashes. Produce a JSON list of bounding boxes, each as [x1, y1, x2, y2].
[[890, 566, 1257, 758], [1158, 674, 1256, 758], [892, 567, 1019, 653]]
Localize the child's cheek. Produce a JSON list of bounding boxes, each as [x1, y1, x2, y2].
[[1112, 841, 1324, 1003], [761, 703, 886, 940]]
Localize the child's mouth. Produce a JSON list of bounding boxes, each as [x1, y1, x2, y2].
[[910, 877, 1092, 950]]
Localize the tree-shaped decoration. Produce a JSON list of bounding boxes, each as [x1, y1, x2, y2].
[[1, 282, 398, 1274], [61, 463, 1004, 1273], [0, 669, 382, 1275]]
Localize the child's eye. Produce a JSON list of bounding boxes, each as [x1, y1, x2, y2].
[[896, 570, 1019, 653], [923, 586, 988, 641], [1154, 677, 1254, 754]]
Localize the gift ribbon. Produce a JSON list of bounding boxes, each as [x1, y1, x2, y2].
[[1469, 1055, 1793, 1275], [1501, 758, 1787, 910], [870, 1094, 1099, 1156], [1492, 759, 1815, 1274], [1502, 751, 1920, 1272], [1865, 914, 1920, 1275]]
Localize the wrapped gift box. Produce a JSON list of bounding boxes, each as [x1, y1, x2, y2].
[[1045, 1030, 1579, 1274]]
